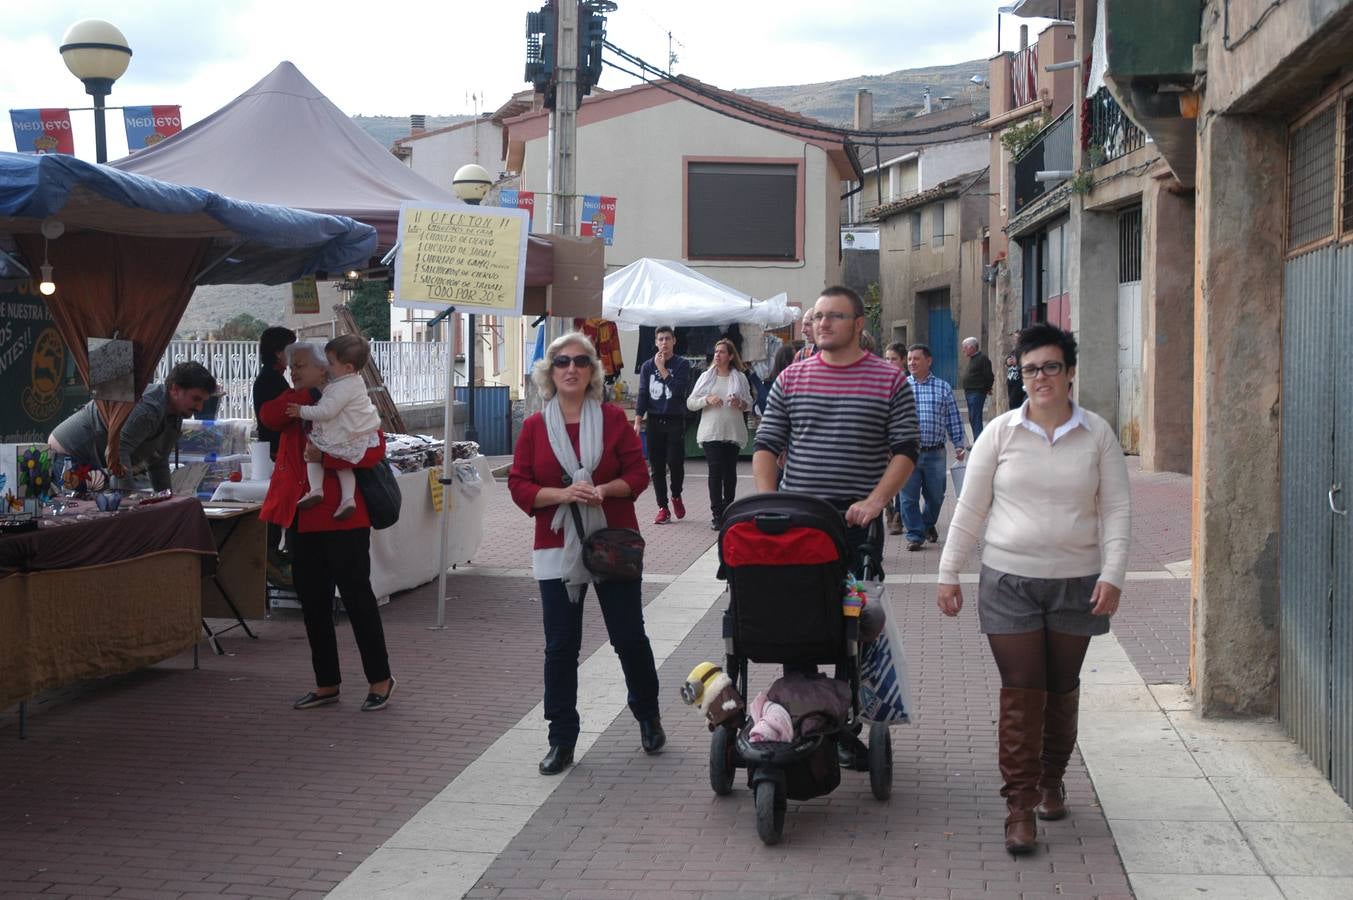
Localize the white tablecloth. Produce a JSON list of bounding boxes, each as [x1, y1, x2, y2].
[[211, 455, 494, 598]]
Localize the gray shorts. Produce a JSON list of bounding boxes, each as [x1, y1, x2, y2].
[[977, 566, 1110, 636]]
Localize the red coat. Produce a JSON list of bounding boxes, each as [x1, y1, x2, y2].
[[258, 388, 385, 532], [508, 402, 649, 550]]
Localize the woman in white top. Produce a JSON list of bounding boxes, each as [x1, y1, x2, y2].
[[935, 323, 1131, 856], [687, 338, 753, 530]]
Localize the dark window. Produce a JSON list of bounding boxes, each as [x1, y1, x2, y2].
[[932, 204, 946, 247], [910, 211, 923, 249], [687, 162, 797, 259]]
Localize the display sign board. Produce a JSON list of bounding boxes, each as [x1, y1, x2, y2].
[[580, 194, 616, 245], [392, 203, 529, 316], [291, 275, 320, 314], [123, 105, 182, 151], [9, 108, 74, 155], [0, 282, 87, 443]]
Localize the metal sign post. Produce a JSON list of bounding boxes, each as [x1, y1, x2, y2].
[[427, 304, 456, 630]]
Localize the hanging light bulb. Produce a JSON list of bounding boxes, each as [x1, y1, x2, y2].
[[39, 262, 56, 295], [38, 219, 63, 297]]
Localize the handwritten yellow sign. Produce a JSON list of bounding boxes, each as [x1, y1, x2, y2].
[[291, 275, 320, 315], [393, 203, 529, 316], [428, 468, 446, 513]]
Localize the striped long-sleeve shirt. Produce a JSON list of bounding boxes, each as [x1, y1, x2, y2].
[[755, 353, 920, 502]]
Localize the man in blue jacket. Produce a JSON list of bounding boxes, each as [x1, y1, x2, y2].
[[634, 325, 691, 524]]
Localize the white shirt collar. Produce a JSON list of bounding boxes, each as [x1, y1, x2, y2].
[[1008, 400, 1087, 445]]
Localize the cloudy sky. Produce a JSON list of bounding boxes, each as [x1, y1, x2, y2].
[[1, 1, 1054, 159]]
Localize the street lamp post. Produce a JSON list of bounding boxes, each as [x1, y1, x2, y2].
[[451, 164, 493, 445], [59, 19, 132, 164]]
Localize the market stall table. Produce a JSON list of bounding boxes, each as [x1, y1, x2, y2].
[[209, 455, 494, 600], [0, 496, 217, 735], [200, 501, 267, 654]]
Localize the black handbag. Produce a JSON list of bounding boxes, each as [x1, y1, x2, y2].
[[569, 502, 645, 582], [354, 458, 401, 530]]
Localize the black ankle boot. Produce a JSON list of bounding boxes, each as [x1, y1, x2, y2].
[[639, 717, 666, 754], [538, 745, 574, 775]]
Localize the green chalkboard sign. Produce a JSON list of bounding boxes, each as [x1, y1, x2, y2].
[[0, 281, 88, 443]]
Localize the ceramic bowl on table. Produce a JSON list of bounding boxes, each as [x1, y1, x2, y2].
[[94, 490, 124, 512]]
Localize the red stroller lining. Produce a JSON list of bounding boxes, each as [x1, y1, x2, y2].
[[721, 521, 842, 568]]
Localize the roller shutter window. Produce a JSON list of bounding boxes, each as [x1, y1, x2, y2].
[[687, 162, 797, 260]]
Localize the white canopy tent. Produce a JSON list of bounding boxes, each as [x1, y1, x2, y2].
[[602, 258, 798, 331]]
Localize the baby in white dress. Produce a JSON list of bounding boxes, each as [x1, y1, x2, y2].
[[287, 334, 381, 519]]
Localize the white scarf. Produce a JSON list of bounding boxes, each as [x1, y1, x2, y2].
[[543, 395, 605, 600], [689, 366, 752, 409]]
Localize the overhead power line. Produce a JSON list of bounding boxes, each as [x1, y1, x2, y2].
[[601, 40, 986, 140]]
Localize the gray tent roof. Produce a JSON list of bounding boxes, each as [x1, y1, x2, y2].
[[111, 61, 461, 247]]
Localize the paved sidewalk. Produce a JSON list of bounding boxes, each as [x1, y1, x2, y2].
[[5, 456, 1347, 899]]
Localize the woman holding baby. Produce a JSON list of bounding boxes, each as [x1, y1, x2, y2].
[[259, 336, 396, 712], [687, 337, 753, 531]]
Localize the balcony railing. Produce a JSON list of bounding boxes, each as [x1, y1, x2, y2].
[[1086, 87, 1145, 166], [1012, 106, 1073, 215], [1011, 46, 1039, 109]]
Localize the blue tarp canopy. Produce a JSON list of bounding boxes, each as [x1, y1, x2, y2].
[[0, 151, 376, 284]]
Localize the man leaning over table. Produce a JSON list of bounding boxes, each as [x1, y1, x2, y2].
[[47, 361, 218, 492]]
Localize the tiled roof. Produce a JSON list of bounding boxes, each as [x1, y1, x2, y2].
[[866, 168, 989, 221]]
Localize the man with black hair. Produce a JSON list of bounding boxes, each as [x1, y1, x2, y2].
[[902, 344, 968, 551], [49, 361, 218, 492], [634, 325, 692, 524]]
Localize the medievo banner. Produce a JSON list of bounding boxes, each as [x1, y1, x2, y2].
[[580, 194, 616, 246], [9, 108, 74, 155], [497, 189, 535, 230], [122, 105, 182, 151]]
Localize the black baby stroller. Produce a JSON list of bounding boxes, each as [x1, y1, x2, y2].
[[710, 492, 892, 845]]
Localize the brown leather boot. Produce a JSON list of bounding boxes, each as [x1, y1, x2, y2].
[[998, 686, 1046, 855], [1036, 685, 1080, 821]]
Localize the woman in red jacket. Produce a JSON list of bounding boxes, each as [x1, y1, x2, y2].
[[509, 332, 662, 775], [259, 340, 395, 712]]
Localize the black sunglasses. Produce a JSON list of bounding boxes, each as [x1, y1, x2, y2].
[[552, 354, 595, 369]]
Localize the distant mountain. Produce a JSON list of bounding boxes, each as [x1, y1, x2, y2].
[[351, 114, 474, 148], [739, 60, 990, 126]]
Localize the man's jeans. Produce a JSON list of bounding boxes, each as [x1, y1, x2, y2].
[[900, 448, 949, 543], [966, 391, 986, 442]]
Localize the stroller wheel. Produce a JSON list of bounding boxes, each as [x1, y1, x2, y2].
[[868, 721, 893, 801], [709, 726, 736, 796], [754, 780, 786, 845]]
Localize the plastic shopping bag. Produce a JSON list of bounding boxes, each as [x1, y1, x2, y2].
[[857, 581, 915, 724], [950, 462, 966, 499]]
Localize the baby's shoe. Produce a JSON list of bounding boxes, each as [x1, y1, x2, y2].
[[296, 489, 325, 510], [333, 497, 356, 520]]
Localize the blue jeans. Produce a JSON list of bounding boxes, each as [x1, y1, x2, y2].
[[539, 578, 660, 748], [900, 448, 948, 543], [966, 391, 987, 442]]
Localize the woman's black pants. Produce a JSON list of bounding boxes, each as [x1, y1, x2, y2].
[[289, 526, 392, 688], [703, 440, 740, 521]]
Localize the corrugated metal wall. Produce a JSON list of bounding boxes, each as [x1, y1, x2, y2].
[[454, 385, 512, 456], [1330, 244, 1353, 803], [1280, 242, 1353, 806], [1280, 245, 1336, 779]]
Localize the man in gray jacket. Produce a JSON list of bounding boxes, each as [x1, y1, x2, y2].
[[48, 361, 217, 492]]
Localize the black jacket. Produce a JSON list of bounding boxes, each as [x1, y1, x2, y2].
[[960, 350, 995, 392], [252, 366, 291, 460]]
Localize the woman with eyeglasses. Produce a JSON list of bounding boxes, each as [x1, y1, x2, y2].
[[935, 323, 1131, 856], [508, 332, 663, 776], [687, 338, 753, 530]]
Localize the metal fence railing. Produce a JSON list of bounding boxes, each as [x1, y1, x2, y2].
[[154, 340, 452, 421], [1087, 87, 1146, 166], [1013, 106, 1074, 214]]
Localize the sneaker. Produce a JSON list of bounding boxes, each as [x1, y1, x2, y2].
[[926, 526, 939, 543], [654, 507, 671, 525], [361, 676, 396, 712], [296, 489, 324, 510], [293, 690, 339, 710], [710, 518, 720, 531], [672, 497, 686, 519], [907, 540, 924, 552], [333, 497, 357, 520]]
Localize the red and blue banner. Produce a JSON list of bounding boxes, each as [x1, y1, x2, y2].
[[9, 109, 74, 155], [497, 189, 535, 230], [122, 105, 182, 151], [580, 194, 616, 245]]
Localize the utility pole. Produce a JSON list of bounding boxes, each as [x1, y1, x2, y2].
[[553, 0, 579, 240]]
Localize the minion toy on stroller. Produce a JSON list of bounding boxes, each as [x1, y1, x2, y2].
[[708, 492, 894, 845]]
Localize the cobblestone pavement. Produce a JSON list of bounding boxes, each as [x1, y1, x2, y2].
[[0, 457, 1191, 899]]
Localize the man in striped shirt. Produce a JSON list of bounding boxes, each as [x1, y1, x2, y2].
[[754, 286, 920, 536], [902, 344, 969, 551]]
